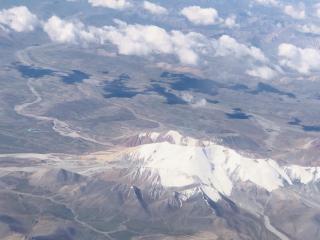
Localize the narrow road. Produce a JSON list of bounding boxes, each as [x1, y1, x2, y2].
[[14, 46, 114, 147], [14, 45, 163, 147], [261, 194, 291, 240], [263, 215, 290, 240], [15, 78, 112, 146]]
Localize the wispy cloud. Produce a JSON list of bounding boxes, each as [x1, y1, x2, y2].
[[143, 1, 168, 15], [88, 0, 131, 10], [246, 66, 277, 80]]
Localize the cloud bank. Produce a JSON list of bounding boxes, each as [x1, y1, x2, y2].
[[3, 5, 273, 78], [43, 17, 209, 65], [42, 15, 268, 67]]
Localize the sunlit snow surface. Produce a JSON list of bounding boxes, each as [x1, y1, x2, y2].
[[128, 131, 320, 201]]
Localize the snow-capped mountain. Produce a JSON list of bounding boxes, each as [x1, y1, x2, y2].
[[120, 131, 320, 201], [2, 130, 319, 240]]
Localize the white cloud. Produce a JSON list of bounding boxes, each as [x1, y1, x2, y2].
[[224, 15, 238, 28], [43, 16, 77, 43], [143, 1, 167, 15], [246, 66, 277, 79], [297, 24, 320, 35], [253, 1, 307, 20], [180, 6, 238, 28], [278, 43, 320, 74], [0, 6, 38, 32], [88, 0, 131, 9], [156, 62, 203, 76], [283, 4, 305, 19], [314, 3, 320, 18], [43, 16, 96, 44], [181, 6, 220, 25], [214, 35, 268, 62], [180, 92, 207, 107], [252, 0, 279, 6]]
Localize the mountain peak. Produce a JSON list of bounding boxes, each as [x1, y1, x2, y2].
[[125, 130, 212, 147]]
